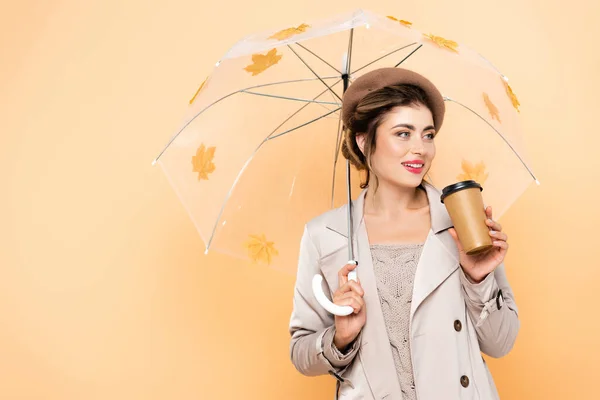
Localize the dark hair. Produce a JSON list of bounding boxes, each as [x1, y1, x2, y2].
[[341, 84, 435, 189]]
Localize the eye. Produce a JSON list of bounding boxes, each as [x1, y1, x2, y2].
[[395, 131, 410, 138], [424, 132, 435, 140]]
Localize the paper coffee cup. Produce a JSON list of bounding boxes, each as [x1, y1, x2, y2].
[[440, 180, 493, 255]]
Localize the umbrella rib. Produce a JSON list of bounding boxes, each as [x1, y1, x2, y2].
[[152, 76, 338, 164], [266, 107, 341, 141], [345, 28, 354, 74], [444, 97, 539, 182], [394, 44, 423, 67], [351, 42, 419, 75], [264, 77, 343, 141], [287, 45, 343, 102], [204, 80, 344, 251], [295, 43, 342, 75], [240, 90, 341, 106]]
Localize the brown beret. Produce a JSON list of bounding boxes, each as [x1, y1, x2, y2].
[[341, 67, 446, 132]]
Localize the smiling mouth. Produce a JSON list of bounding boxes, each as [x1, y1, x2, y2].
[[402, 163, 424, 168], [401, 162, 425, 174]]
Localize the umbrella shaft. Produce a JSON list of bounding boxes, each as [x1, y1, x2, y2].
[[346, 159, 354, 262], [342, 72, 354, 262]]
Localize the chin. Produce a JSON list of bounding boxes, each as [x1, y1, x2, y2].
[[404, 173, 426, 185], [391, 178, 423, 189]]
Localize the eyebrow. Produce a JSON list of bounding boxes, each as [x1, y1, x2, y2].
[[391, 123, 436, 132]]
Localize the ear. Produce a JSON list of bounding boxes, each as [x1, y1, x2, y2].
[[355, 133, 366, 155]]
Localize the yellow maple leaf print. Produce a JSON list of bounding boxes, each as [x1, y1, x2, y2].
[[386, 16, 412, 27], [268, 23, 310, 40], [191, 144, 216, 180], [423, 33, 459, 53], [503, 79, 520, 112], [244, 233, 279, 265], [483, 93, 501, 123], [457, 160, 489, 185], [244, 48, 283, 76], [189, 76, 208, 105]]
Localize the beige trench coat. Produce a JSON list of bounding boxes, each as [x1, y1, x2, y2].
[[289, 181, 519, 399]]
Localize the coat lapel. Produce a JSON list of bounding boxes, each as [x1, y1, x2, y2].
[[409, 182, 458, 320], [324, 188, 403, 399], [355, 218, 404, 398], [323, 181, 457, 399]]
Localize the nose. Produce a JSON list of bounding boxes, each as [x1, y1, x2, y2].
[[411, 136, 425, 155]]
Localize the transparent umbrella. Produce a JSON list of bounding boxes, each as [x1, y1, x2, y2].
[[152, 9, 538, 315]]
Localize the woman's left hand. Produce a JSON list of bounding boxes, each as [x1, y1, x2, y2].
[[448, 205, 509, 284]]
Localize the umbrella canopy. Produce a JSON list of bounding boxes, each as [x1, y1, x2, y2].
[[153, 9, 537, 277]]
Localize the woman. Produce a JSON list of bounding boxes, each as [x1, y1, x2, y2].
[[288, 68, 519, 400]]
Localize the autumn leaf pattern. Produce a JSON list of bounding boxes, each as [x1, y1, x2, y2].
[[423, 33, 459, 53], [244, 49, 283, 76], [386, 16, 413, 27], [268, 23, 310, 40], [503, 79, 521, 112], [483, 93, 501, 123], [457, 160, 489, 185], [191, 144, 216, 180], [244, 233, 279, 265]]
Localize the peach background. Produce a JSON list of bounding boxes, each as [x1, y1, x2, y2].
[[2, 0, 599, 399]]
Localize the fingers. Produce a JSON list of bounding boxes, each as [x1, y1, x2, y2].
[[489, 230, 508, 242], [336, 280, 365, 297], [492, 240, 509, 263], [338, 263, 358, 286], [335, 291, 365, 314], [334, 278, 365, 314], [485, 218, 502, 232], [492, 240, 509, 250], [448, 228, 464, 253], [485, 206, 502, 231], [485, 205, 493, 219], [484, 206, 503, 232]]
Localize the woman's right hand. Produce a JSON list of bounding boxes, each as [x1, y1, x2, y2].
[[332, 263, 367, 350]]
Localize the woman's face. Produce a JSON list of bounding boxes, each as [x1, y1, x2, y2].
[[357, 104, 436, 189]]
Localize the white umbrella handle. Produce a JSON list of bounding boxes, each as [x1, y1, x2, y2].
[[311, 260, 358, 317]]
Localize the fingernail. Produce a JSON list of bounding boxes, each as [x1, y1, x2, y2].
[[490, 230, 496, 235]]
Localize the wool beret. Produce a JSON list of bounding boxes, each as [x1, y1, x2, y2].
[[341, 67, 446, 132]]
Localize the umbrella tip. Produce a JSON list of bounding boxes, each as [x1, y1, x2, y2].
[[535, 178, 540, 185], [151, 159, 157, 166], [204, 248, 209, 255]]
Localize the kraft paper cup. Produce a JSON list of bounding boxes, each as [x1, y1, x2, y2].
[[440, 180, 493, 255]]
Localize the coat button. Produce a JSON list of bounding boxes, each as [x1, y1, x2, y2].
[[460, 375, 470, 388], [454, 320, 462, 332]]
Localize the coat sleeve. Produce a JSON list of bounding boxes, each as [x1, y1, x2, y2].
[[459, 262, 520, 358], [289, 224, 361, 379]]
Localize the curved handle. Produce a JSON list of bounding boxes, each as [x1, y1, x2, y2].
[[311, 260, 358, 316]]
